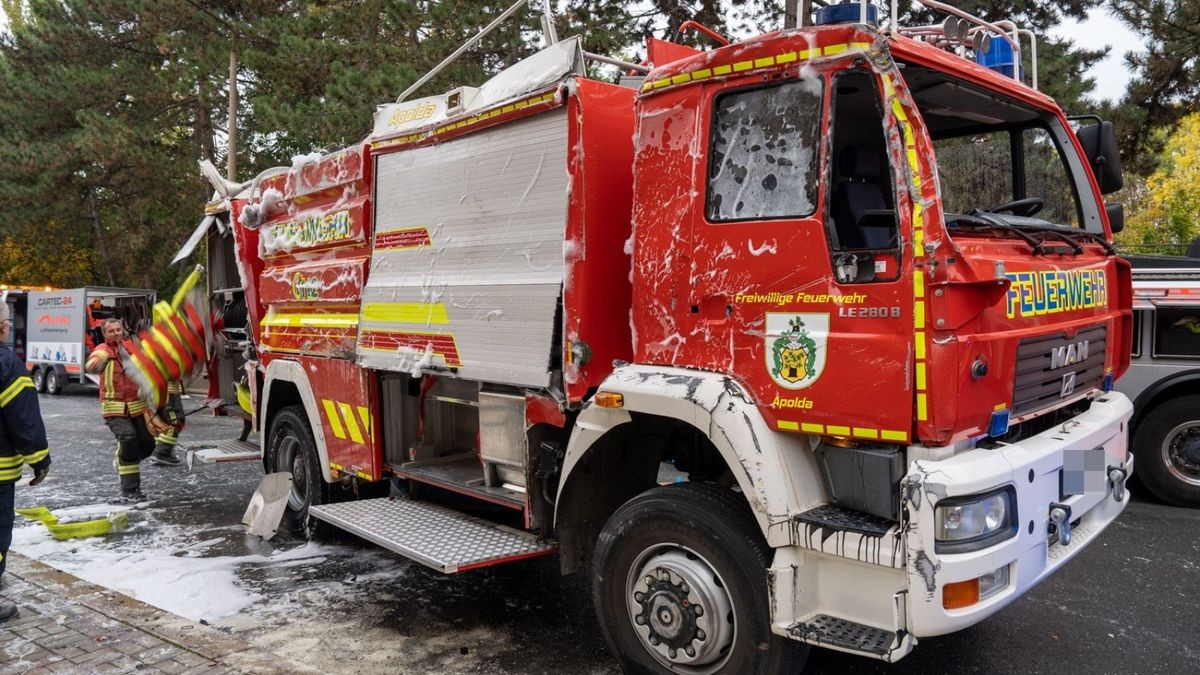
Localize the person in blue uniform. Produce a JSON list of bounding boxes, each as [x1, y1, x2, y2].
[[0, 302, 51, 622]]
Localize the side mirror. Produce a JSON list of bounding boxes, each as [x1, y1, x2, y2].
[[1076, 121, 1124, 195], [1106, 202, 1124, 235]]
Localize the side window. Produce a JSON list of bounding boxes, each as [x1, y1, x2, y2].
[[1131, 310, 1143, 358], [706, 79, 823, 222], [828, 70, 897, 252], [1153, 308, 1200, 358], [1021, 127, 1079, 228]]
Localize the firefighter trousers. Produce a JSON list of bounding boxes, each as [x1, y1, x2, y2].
[[0, 482, 13, 582], [106, 416, 155, 492], [152, 394, 185, 459]]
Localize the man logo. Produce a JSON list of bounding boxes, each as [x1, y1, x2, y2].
[[1050, 340, 1088, 370], [1060, 372, 1076, 398]]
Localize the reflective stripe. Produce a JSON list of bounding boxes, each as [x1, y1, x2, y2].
[[0, 455, 24, 468], [155, 432, 178, 445], [23, 449, 48, 465], [338, 402, 364, 444], [262, 313, 359, 329], [322, 399, 346, 439], [0, 467, 22, 481], [361, 302, 450, 325], [0, 376, 33, 406], [356, 406, 373, 441]]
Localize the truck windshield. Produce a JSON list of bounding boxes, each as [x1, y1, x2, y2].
[[901, 65, 1092, 236]]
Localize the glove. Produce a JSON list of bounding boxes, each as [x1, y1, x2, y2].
[[29, 464, 49, 486]]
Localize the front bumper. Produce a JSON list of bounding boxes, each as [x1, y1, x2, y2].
[[905, 392, 1133, 637]]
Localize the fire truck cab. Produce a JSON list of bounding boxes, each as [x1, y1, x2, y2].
[[193, 2, 1133, 671]]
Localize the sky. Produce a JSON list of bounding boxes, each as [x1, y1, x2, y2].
[[1050, 7, 1146, 103]]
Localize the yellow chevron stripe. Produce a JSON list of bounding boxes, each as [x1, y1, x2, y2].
[[322, 399, 346, 439], [0, 377, 33, 407], [23, 449, 48, 464], [357, 406, 373, 441], [338, 401, 364, 444]]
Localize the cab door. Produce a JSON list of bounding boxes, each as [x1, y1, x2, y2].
[[683, 65, 915, 443]]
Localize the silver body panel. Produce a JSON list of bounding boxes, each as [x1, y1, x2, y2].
[[359, 109, 569, 388]]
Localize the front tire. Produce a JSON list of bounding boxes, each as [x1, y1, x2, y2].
[[592, 482, 808, 674], [1133, 395, 1200, 507], [32, 368, 46, 393], [265, 405, 328, 535]]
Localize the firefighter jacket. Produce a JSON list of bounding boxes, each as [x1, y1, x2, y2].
[[1, 344, 50, 483], [88, 342, 149, 418]]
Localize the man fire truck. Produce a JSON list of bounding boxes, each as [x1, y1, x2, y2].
[[191, 1, 1133, 670]]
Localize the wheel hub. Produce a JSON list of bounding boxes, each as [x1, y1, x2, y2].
[[1165, 422, 1200, 485], [627, 548, 735, 673]]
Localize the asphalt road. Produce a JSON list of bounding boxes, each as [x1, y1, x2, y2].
[[11, 386, 1199, 674]]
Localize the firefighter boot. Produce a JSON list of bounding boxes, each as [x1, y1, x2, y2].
[[150, 429, 182, 466], [115, 450, 146, 502]]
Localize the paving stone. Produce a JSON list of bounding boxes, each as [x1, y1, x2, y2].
[[4, 552, 317, 675]]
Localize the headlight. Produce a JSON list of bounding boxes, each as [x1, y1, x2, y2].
[[934, 487, 1017, 553]]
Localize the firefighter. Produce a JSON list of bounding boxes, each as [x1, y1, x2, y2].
[[0, 302, 50, 622], [150, 380, 185, 466], [85, 318, 169, 502]]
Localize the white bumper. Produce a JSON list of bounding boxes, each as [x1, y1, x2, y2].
[[905, 392, 1133, 637]]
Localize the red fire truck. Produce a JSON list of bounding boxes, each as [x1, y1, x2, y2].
[[189, 2, 1133, 670]]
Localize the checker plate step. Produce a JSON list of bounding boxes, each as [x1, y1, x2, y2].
[[181, 439, 260, 464], [790, 614, 897, 656], [308, 497, 556, 573]]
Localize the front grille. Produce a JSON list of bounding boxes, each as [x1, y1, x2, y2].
[[1013, 324, 1107, 416]]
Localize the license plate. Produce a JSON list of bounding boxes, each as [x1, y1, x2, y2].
[[1061, 447, 1106, 497]]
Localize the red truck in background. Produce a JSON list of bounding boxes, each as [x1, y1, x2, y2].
[[184, 2, 1134, 670]]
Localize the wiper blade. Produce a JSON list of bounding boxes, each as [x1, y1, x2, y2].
[[1012, 224, 1116, 257], [949, 213, 1048, 255]]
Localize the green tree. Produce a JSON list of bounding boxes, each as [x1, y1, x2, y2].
[[1116, 112, 1200, 252], [1108, 0, 1200, 174]]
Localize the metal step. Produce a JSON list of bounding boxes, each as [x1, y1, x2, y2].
[[789, 614, 898, 657], [181, 439, 260, 468], [308, 497, 556, 573]]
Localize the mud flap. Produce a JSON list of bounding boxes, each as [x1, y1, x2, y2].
[[242, 473, 293, 540]]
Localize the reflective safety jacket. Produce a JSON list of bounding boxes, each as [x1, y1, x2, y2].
[[1, 344, 50, 483], [89, 342, 148, 418]]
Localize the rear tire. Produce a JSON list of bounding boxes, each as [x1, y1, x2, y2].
[[32, 368, 46, 393], [592, 482, 808, 674], [45, 369, 62, 395], [1133, 395, 1200, 508], [265, 405, 328, 536]]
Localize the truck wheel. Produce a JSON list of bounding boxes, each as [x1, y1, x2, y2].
[[31, 368, 46, 393], [592, 482, 808, 674], [1133, 395, 1200, 507], [266, 405, 328, 535], [45, 368, 62, 395]]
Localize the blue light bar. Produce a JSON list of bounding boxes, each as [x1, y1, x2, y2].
[[1103, 373, 1114, 392]]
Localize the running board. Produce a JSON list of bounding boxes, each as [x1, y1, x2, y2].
[[789, 614, 902, 659], [182, 439, 260, 468], [308, 497, 556, 573]]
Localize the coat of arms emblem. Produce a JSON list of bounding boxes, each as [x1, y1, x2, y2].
[[765, 313, 828, 390]]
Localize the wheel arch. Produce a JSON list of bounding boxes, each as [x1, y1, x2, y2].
[[554, 365, 823, 573], [1130, 370, 1200, 433], [261, 358, 334, 483]]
